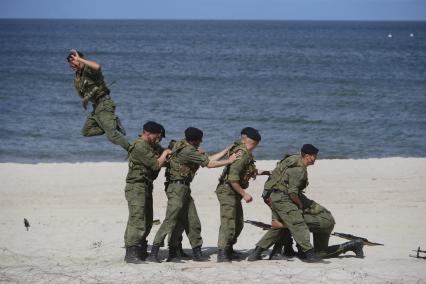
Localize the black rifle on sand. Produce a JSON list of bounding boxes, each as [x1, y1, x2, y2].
[[331, 232, 384, 246], [245, 219, 384, 246], [244, 220, 271, 230], [410, 247, 426, 259]]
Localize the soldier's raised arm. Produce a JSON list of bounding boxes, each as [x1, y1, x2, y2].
[[206, 152, 240, 168], [70, 49, 101, 71], [208, 144, 234, 161], [157, 148, 172, 167]]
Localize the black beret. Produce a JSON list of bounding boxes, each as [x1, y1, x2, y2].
[[185, 127, 203, 141], [245, 128, 261, 142], [301, 144, 319, 155], [158, 123, 166, 138], [143, 121, 162, 134], [240, 127, 256, 135]]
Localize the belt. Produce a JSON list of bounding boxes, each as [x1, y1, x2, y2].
[[169, 180, 191, 186], [95, 94, 111, 104]]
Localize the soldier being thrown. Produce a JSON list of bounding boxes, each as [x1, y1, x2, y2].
[[247, 144, 364, 262], [67, 49, 130, 151], [148, 127, 241, 262], [124, 121, 172, 264], [216, 127, 270, 263]]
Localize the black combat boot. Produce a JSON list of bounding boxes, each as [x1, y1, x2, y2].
[[166, 246, 178, 262], [147, 245, 161, 263], [192, 246, 204, 261], [124, 246, 144, 264], [302, 249, 322, 263], [341, 239, 364, 258], [139, 241, 149, 260], [177, 243, 189, 258], [269, 243, 284, 260], [217, 248, 232, 263], [247, 246, 264, 261], [229, 245, 241, 260], [283, 243, 296, 258]]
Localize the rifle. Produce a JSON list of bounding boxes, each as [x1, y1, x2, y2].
[[244, 220, 271, 230], [246, 220, 384, 246], [332, 232, 384, 246], [410, 247, 426, 259]]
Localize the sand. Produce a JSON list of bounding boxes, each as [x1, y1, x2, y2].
[[0, 158, 425, 283]]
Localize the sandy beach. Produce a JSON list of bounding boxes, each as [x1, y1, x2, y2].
[[0, 158, 425, 283]]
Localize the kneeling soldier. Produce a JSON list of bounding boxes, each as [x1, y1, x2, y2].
[[248, 144, 364, 262]]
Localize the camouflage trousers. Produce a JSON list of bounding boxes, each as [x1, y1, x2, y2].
[[216, 183, 244, 249], [124, 182, 153, 247], [153, 183, 202, 248], [256, 190, 335, 254], [81, 99, 129, 151]]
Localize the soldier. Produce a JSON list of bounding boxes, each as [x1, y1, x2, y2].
[[148, 127, 241, 262], [158, 136, 190, 261], [262, 194, 296, 260], [216, 128, 269, 262], [124, 121, 172, 264], [67, 49, 130, 151], [247, 144, 364, 262]]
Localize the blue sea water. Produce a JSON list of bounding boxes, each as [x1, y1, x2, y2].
[[0, 20, 425, 162]]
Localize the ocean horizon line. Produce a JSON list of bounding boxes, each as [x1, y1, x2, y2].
[[1, 18, 425, 23]]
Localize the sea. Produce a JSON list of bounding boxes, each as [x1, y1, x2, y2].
[[0, 20, 425, 162]]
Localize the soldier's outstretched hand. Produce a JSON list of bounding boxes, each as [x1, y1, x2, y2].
[[229, 151, 241, 163], [243, 192, 253, 203]]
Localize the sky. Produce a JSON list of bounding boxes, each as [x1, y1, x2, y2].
[[0, 0, 425, 21]]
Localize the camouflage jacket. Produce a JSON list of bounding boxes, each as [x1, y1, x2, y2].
[[74, 65, 110, 103], [219, 141, 257, 189], [166, 140, 209, 183], [264, 154, 308, 195], [126, 139, 160, 184]]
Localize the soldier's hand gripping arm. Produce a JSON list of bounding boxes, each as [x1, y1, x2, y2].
[[157, 149, 172, 167], [206, 151, 241, 168], [230, 182, 253, 203], [70, 49, 101, 71], [208, 144, 234, 162]]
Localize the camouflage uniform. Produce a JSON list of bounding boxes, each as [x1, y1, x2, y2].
[[152, 140, 209, 248], [124, 139, 160, 248], [216, 141, 257, 249], [255, 154, 338, 257], [74, 65, 129, 151]]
